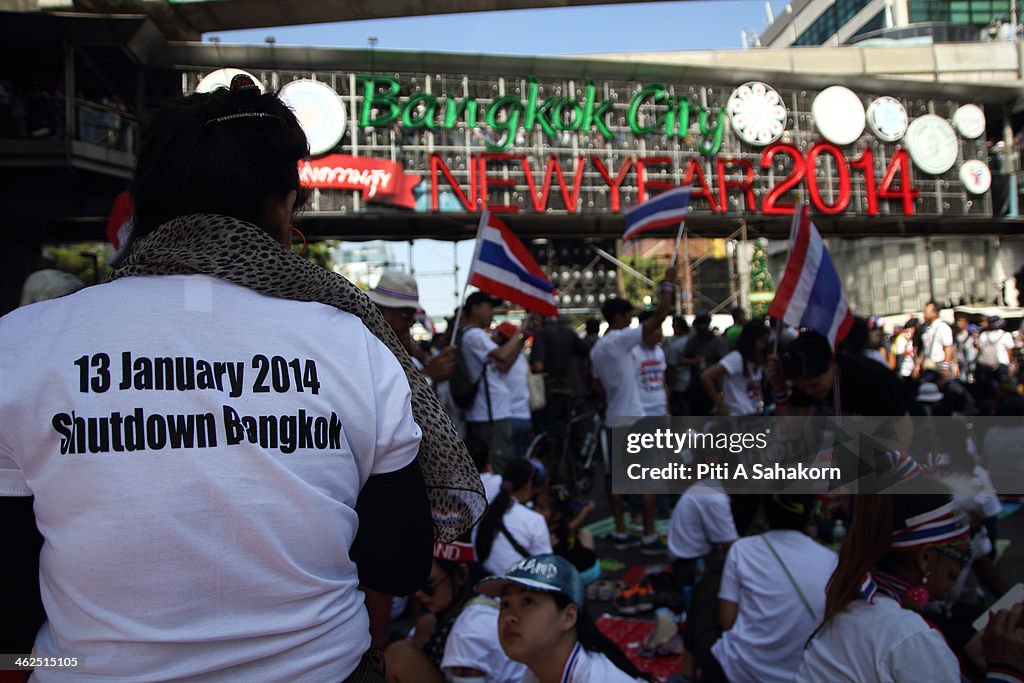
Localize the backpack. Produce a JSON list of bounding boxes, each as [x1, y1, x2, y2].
[[978, 330, 1007, 369], [449, 329, 484, 409]]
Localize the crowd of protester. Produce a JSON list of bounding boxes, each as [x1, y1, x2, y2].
[[4, 77, 1023, 683]]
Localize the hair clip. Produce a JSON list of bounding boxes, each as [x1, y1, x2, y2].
[[229, 74, 260, 92], [204, 112, 281, 127]]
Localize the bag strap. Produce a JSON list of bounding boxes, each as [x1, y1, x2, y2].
[[482, 361, 493, 424], [498, 517, 531, 558], [761, 534, 817, 620]]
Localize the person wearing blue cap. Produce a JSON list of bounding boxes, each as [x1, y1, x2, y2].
[[477, 554, 651, 683]]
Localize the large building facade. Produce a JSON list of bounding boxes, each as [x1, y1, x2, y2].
[[747, 0, 1024, 313]]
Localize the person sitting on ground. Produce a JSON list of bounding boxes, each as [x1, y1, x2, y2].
[[534, 485, 600, 585], [477, 553, 652, 682], [475, 457, 553, 577], [795, 476, 1024, 683], [384, 540, 525, 683], [686, 494, 837, 683]]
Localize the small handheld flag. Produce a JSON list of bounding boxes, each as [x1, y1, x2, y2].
[[468, 211, 559, 316], [623, 184, 692, 242]]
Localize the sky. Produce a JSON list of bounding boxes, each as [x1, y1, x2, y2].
[[211, 1, 788, 318]]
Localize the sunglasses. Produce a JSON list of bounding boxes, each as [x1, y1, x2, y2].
[[418, 573, 449, 597], [937, 543, 972, 569]]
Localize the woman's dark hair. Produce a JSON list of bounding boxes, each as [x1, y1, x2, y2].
[[475, 458, 536, 563], [736, 318, 769, 377], [551, 593, 652, 681], [840, 316, 869, 355], [764, 493, 814, 531], [780, 330, 832, 379], [821, 478, 954, 629], [131, 86, 309, 238]]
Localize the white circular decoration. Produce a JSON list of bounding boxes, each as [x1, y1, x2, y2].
[[953, 104, 986, 139], [279, 79, 347, 156], [960, 160, 992, 194], [726, 82, 788, 146], [905, 115, 959, 175], [811, 86, 865, 145], [866, 96, 909, 142], [194, 68, 265, 94]]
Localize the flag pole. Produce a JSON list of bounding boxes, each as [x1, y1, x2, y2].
[[670, 215, 688, 316], [450, 208, 490, 340], [771, 192, 805, 355]]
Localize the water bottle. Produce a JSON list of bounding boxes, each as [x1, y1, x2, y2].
[[694, 558, 706, 583], [832, 518, 847, 544]]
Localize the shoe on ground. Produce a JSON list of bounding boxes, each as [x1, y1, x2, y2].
[[633, 581, 655, 613], [597, 579, 623, 602], [640, 537, 668, 556], [613, 532, 642, 550]]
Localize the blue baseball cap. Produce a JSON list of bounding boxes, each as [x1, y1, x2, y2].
[[476, 554, 585, 607]]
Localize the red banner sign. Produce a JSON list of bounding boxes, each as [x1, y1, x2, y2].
[[299, 155, 421, 209]]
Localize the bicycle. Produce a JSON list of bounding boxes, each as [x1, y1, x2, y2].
[[525, 409, 603, 497]]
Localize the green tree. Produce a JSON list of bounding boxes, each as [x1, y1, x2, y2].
[[620, 251, 663, 308], [303, 240, 339, 271], [43, 243, 115, 285], [749, 239, 774, 317]]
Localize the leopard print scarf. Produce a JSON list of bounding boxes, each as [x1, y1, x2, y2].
[[108, 213, 485, 542]]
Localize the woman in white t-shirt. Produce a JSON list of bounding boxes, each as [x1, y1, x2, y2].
[[475, 458, 553, 576], [796, 476, 1024, 683], [477, 554, 651, 683], [701, 494, 836, 683], [701, 319, 769, 416], [384, 541, 525, 683]]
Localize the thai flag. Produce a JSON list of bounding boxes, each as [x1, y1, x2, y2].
[[468, 211, 559, 316], [622, 184, 692, 241], [768, 204, 854, 349]]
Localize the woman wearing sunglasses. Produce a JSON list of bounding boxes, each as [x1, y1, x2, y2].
[[384, 541, 524, 683], [796, 476, 1024, 682], [477, 554, 651, 683]]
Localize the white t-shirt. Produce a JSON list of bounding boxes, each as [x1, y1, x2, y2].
[[712, 530, 837, 683], [482, 499, 553, 576], [462, 326, 512, 423], [590, 326, 644, 428], [481, 472, 503, 504], [632, 344, 667, 417], [980, 329, 1015, 367], [0, 275, 422, 682], [504, 354, 532, 420], [442, 599, 526, 683], [668, 479, 738, 561], [717, 351, 763, 416], [794, 596, 960, 683], [921, 320, 954, 364], [892, 335, 916, 377], [521, 642, 645, 683]]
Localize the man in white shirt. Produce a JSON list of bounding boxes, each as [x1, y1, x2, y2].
[[914, 301, 954, 378], [633, 310, 668, 418], [460, 291, 530, 475], [590, 266, 675, 554]]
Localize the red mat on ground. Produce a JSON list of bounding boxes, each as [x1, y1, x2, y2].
[[596, 614, 681, 683]]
